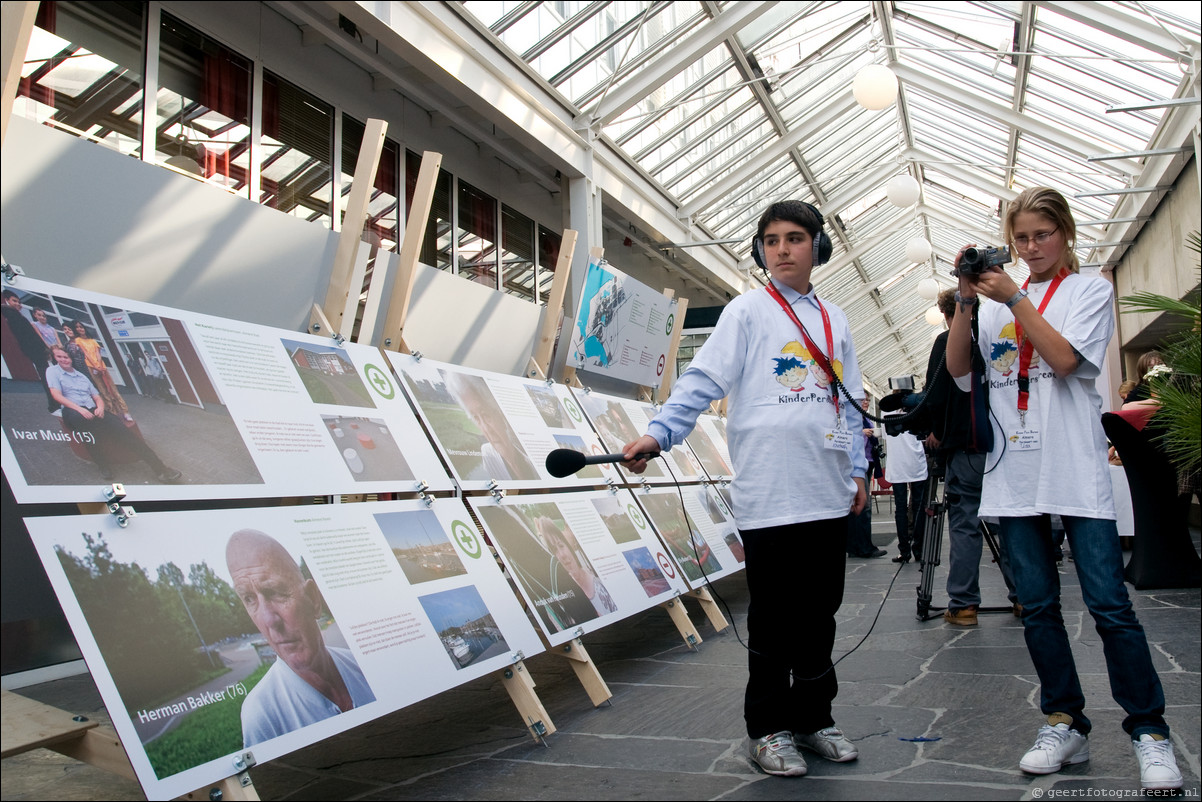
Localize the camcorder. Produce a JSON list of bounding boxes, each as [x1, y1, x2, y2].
[[879, 375, 933, 439], [956, 244, 1012, 276]]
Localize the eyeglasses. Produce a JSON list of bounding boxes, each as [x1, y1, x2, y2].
[[1013, 229, 1059, 249]]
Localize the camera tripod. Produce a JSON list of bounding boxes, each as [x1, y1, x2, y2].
[[913, 463, 1012, 621]]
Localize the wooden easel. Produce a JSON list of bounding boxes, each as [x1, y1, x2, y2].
[[305, 143, 565, 741], [520, 237, 615, 711], [309, 118, 389, 343], [1, 676, 258, 800], [378, 150, 442, 355], [545, 248, 725, 649]]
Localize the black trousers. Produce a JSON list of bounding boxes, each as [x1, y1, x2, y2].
[[63, 407, 167, 474], [742, 516, 847, 738], [892, 480, 928, 559]]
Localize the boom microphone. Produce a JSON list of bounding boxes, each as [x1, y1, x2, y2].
[[544, 448, 658, 478]]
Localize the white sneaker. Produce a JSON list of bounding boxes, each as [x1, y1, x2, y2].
[[1134, 734, 1183, 790], [1019, 723, 1089, 774], [749, 731, 807, 776], [795, 727, 859, 762]]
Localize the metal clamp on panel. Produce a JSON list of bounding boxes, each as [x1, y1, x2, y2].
[[102, 484, 136, 526], [1, 261, 25, 283]]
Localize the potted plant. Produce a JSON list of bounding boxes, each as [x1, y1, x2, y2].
[[1118, 231, 1201, 484]]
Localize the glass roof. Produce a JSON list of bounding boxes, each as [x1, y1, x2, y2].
[[459, 0, 1200, 389]]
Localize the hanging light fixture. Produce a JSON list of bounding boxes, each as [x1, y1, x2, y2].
[[852, 63, 898, 110], [905, 237, 932, 264], [925, 305, 944, 326], [917, 277, 940, 300], [887, 174, 920, 207]]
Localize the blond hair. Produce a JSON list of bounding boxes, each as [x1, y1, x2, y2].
[[1004, 187, 1079, 274]]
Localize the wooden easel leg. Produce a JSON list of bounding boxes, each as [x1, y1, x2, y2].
[[499, 660, 556, 743], [556, 638, 612, 707], [687, 587, 729, 632], [660, 597, 702, 649], [49, 728, 137, 782]]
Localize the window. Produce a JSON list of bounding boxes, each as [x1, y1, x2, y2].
[[406, 150, 453, 272], [16, 1, 145, 157], [261, 72, 334, 228], [156, 13, 252, 195], [458, 181, 499, 289], [501, 206, 535, 301], [341, 115, 400, 252], [538, 226, 563, 303]]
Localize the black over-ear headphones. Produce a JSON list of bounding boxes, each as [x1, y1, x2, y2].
[[751, 201, 833, 271]]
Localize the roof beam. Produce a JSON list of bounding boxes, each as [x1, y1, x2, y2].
[[679, 90, 859, 218], [588, 1, 780, 128], [1035, 2, 1197, 63], [891, 62, 1143, 178], [820, 163, 902, 218], [1004, 4, 1038, 189]]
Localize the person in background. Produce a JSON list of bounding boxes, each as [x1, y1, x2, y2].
[[69, 320, 132, 422], [2, 290, 55, 411], [44, 345, 181, 483], [30, 307, 61, 349], [884, 410, 928, 565], [847, 397, 886, 558], [1123, 350, 1164, 405], [923, 288, 1018, 624]]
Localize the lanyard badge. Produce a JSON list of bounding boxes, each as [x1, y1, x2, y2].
[[1013, 268, 1069, 428]]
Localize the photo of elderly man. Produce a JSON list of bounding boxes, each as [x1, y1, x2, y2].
[[226, 530, 375, 747]]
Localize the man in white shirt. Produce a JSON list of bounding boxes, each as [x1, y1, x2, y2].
[[227, 530, 375, 746]]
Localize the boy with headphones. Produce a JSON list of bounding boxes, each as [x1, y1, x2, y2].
[[624, 200, 867, 777]]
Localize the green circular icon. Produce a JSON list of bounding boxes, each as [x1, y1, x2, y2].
[[364, 364, 395, 399], [565, 398, 582, 421], [451, 520, 482, 559], [627, 504, 647, 529], [665, 313, 675, 335]]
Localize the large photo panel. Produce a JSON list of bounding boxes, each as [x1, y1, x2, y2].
[[633, 484, 746, 586], [566, 257, 678, 388], [1, 278, 451, 503], [25, 498, 542, 799], [467, 489, 690, 647], [569, 387, 704, 485], [390, 354, 617, 491], [686, 413, 734, 483]]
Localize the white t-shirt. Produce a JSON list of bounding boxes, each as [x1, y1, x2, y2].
[[241, 646, 376, 747], [884, 419, 928, 483], [967, 272, 1116, 519], [681, 281, 866, 529]]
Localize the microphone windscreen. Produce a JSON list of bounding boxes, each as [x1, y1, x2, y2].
[[545, 448, 586, 478]]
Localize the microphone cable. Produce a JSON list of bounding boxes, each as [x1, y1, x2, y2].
[[659, 453, 909, 684]]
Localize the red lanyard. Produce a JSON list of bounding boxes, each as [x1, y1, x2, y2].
[[1014, 268, 1069, 418], [764, 283, 840, 417]]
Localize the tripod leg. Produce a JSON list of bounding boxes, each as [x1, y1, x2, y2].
[[981, 520, 1001, 564], [980, 520, 1019, 609], [916, 471, 944, 620]]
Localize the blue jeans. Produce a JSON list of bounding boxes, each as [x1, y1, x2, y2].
[[1000, 514, 1168, 738]]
